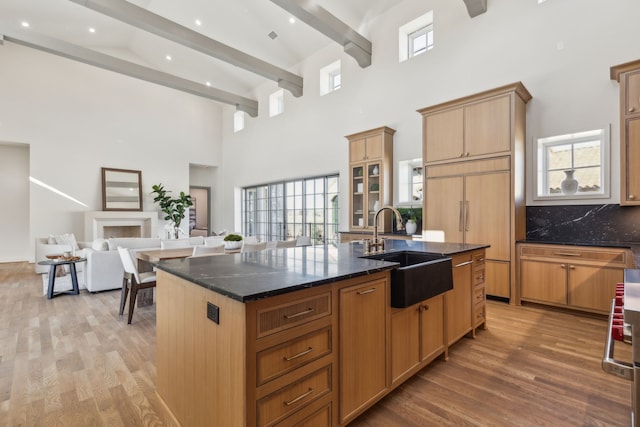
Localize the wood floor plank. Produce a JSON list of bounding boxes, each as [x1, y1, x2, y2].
[[0, 262, 633, 426]]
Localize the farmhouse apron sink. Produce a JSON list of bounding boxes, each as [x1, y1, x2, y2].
[[360, 251, 454, 308]]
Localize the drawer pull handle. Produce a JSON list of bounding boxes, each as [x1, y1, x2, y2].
[[629, 107, 636, 113], [284, 347, 314, 362], [554, 252, 581, 257], [630, 195, 636, 200], [284, 308, 314, 319], [284, 388, 314, 406], [454, 260, 473, 268], [357, 288, 377, 295]]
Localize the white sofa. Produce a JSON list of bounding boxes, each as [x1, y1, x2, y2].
[[37, 236, 206, 293]]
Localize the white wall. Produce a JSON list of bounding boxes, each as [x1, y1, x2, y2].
[[0, 143, 30, 262], [219, 0, 640, 231], [3, 0, 640, 260], [0, 43, 223, 261]]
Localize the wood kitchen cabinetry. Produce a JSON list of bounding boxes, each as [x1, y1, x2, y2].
[[347, 126, 395, 233], [519, 243, 634, 314], [339, 277, 389, 425], [611, 59, 640, 206], [446, 249, 487, 349], [419, 83, 531, 302], [156, 270, 340, 427], [390, 294, 444, 386]]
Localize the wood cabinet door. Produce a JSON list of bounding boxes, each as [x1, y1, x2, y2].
[[520, 260, 566, 305], [339, 278, 388, 423], [350, 163, 366, 229], [567, 265, 623, 313], [365, 134, 383, 160], [625, 70, 640, 115], [464, 171, 510, 261], [424, 108, 464, 163], [625, 116, 640, 203], [464, 95, 511, 157], [420, 294, 444, 363], [350, 138, 367, 162], [425, 175, 464, 244], [390, 304, 420, 384], [446, 254, 472, 346], [485, 260, 510, 299]]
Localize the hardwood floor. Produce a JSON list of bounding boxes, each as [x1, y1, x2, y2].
[[0, 262, 633, 426]]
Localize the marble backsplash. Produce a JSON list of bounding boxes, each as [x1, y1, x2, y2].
[[526, 204, 640, 243]]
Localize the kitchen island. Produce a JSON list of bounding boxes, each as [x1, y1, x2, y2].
[[155, 240, 488, 426]]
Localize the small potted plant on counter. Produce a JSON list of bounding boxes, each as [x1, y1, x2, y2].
[[223, 233, 243, 250]]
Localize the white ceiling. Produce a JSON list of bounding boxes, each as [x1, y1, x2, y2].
[[0, 0, 404, 102]]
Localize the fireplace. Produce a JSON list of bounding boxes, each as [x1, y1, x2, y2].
[[84, 211, 158, 240]]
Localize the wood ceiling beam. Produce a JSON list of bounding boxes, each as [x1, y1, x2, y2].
[[0, 26, 259, 117], [270, 0, 372, 68], [462, 0, 488, 17], [69, 0, 303, 97]]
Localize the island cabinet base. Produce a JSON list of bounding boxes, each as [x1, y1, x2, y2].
[[156, 251, 486, 427], [158, 270, 391, 427]]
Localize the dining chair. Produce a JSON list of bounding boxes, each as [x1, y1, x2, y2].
[[244, 235, 259, 245], [421, 230, 446, 242], [204, 236, 224, 247], [296, 236, 312, 246], [241, 242, 267, 253], [276, 239, 297, 248], [117, 246, 157, 324], [191, 244, 225, 256], [161, 239, 190, 249]]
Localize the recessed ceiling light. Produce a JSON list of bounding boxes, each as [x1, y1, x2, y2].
[[165, 55, 172, 61], [195, 19, 202, 26], [88, 27, 96, 33], [205, 81, 211, 87], [289, 17, 296, 24], [21, 21, 30, 28]]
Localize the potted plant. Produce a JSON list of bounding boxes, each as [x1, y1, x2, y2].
[[151, 184, 193, 239], [403, 206, 419, 235], [223, 233, 243, 250]]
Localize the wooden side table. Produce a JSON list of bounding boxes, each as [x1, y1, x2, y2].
[[38, 258, 86, 299]]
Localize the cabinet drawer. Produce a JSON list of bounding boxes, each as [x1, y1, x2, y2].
[[474, 303, 486, 324], [473, 268, 485, 286], [519, 244, 629, 265], [275, 402, 332, 427], [473, 286, 485, 305], [257, 327, 332, 386], [472, 251, 485, 266], [257, 292, 331, 338], [258, 366, 332, 426]]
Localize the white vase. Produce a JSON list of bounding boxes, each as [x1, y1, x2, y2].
[[561, 170, 578, 195], [373, 201, 380, 212], [405, 219, 418, 235], [372, 165, 379, 175]]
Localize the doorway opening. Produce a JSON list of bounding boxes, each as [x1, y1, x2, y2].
[[189, 186, 210, 237]]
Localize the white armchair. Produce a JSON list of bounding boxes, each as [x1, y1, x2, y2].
[[35, 235, 89, 274]]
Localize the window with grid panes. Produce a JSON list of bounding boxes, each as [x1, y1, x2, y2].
[[242, 174, 339, 245]]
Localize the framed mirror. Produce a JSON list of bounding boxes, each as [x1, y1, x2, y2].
[[101, 167, 143, 211]]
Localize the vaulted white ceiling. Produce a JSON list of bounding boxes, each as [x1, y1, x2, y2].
[[0, 0, 405, 114]]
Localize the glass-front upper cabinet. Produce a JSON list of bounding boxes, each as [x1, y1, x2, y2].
[[346, 126, 395, 232]]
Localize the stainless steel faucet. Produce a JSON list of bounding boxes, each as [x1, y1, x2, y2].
[[368, 205, 405, 253]]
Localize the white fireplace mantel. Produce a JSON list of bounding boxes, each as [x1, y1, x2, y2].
[[84, 211, 158, 241]]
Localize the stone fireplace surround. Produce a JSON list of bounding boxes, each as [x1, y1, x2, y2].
[[84, 211, 158, 241]]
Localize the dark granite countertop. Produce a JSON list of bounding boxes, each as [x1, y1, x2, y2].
[[156, 240, 488, 303], [517, 239, 640, 267]]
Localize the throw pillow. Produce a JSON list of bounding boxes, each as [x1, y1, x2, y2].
[[51, 233, 80, 251], [91, 238, 109, 251]]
